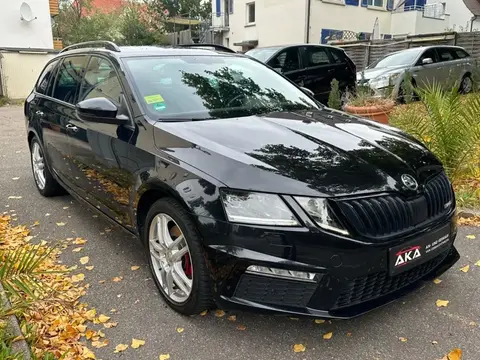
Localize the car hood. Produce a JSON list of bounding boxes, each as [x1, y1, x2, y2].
[[358, 66, 406, 81], [152, 110, 442, 197]]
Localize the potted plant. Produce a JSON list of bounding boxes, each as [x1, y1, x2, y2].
[[342, 73, 395, 124]]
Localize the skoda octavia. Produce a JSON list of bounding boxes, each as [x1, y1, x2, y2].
[[25, 41, 459, 318]]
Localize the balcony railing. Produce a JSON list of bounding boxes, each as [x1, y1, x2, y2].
[[394, 2, 446, 20], [210, 12, 230, 30]]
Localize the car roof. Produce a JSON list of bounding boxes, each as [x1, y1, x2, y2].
[[249, 43, 342, 51], [386, 45, 467, 56]]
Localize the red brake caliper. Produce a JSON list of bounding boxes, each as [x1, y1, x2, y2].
[[183, 253, 192, 279]]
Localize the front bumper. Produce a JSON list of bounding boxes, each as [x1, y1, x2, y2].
[[201, 215, 459, 319]]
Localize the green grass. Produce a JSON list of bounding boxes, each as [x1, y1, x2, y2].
[[0, 324, 23, 360]]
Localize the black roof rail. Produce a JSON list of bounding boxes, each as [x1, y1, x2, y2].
[[176, 43, 236, 53], [60, 41, 121, 54]]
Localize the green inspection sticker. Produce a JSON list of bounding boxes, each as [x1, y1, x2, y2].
[[144, 94, 165, 104], [153, 102, 166, 111]]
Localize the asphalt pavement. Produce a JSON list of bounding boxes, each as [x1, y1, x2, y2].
[[1, 106, 479, 360]]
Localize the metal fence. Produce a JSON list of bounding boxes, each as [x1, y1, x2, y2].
[[331, 31, 480, 70]]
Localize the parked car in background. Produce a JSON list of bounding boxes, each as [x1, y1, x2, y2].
[[26, 41, 459, 318], [359, 46, 475, 100], [246, 44, 356, 103]]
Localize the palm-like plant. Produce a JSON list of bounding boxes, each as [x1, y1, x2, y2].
[[390, 83, 480, 182], [0, 244, 57, 318]]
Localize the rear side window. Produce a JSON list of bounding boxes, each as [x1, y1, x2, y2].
[[328, 49, 346, 64], [52, 56, 88, 104], [455, 49, 470, 58], [303, 47, 331, 67], [437, 48, 457, 62], [79, 56, 123, 106], [36, 59, 59, 95]]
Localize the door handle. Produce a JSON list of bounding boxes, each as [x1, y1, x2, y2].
[[35, 110, 45, 117], [66, 124, 79, 133]]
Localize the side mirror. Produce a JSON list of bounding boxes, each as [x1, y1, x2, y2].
[[76, 98, 128, 124], [300, 87, 315, 97], [422, 58, 433, 65]]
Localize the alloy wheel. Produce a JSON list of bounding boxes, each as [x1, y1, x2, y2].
[[461, 77, 473, 93], [31, 142, 46, 190], [148, 213, 193, 304]]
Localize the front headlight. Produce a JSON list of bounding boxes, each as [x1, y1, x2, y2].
[[221, 190, 299, 226], [370, 73, 401, 89], [294, 197, 348, 235]]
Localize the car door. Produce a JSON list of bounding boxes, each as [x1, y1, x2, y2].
[[325, 47, 356, 93], [38, 55, 87, 186], [299, 46, 336, 102], [67, 55, 136, 230], [266, 47, 304, 87], [436, 47, 465, 89], [410, 48, 441, 90]]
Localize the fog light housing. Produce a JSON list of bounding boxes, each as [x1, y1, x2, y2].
[[246, 265, 319, 282]]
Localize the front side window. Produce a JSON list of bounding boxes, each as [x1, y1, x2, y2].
[[52, 56, 87, 104], [417, 49, 438, 64], [268, 48, 300, 73], [303, 47, 331, 67], [123, 56, 319, 121], [36, 59, 59, 96], [246, 47, 281, 62], [79, 56, 123, 105], [367, 49, 422, 69], [246, 2, 255, 24]]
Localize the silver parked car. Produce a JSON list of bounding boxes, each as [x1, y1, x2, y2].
[[358, 46, 475, 100]]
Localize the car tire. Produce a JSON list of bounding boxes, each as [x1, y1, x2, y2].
[[459, 75, 473, 94], [397, 80, 417, 104], [29, 136, 64, 197], [143, 198, 214, 315]]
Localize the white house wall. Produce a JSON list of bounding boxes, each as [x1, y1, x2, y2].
[[0, 0, 54, 49], [309, 2, 392, 42]]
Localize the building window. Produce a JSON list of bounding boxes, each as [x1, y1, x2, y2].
[[246, 2, 255, 24], [368, 0, 384, 6]]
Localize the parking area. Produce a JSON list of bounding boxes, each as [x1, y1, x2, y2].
[[1, 105, 479, 360]]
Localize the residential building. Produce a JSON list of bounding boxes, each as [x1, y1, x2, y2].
[[0, 0, 58, 99], [211, 0, 480, 51]]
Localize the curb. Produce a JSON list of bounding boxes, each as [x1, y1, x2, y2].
[[0, 283, 32, 360], [458, 208, 480, 218]]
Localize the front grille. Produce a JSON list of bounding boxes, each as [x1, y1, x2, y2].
[[234, 274, 317, 308], [334, 172, 454, 239], [332, 248, 450, 310]]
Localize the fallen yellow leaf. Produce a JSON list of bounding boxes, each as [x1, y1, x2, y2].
[[442, 348, 462, 360], [131, 338, 146, 349], [159, 354, 170, 360], [199, 310, 208, 316], [8, 196, 22, 199], [469, 321, 477, 326], [460, 265, 470, 273], [92, 339, 109, 348], [432, 340, 438, 345], [112, 276, 123, 282], [314, 319, 326, 324], [475, 260, 480, 267], [33, 220, 40, 226], [215, 309, 225, 318], [103, 322, 118, 328], [72, 247, 83, 252], [228, 315, 237, 322], [114, 344, 128, 353], [80, 256, 89, 265], [82, 348, 96, 359], [176, 327, 184, 333], [289, 317, 299, 321], [56, 222, 66, 226], [98, 314, 110, 323], [73, 237, 87, 245], [436, 299, 450, 307], [293, 344, 306, 353], [433, 278, 442, 284], [237, 324, 246, 331], [323, 332, 333, 340], [85, 309, 96, 320], [346, 332, 352, 337], [131, 265, 140, 271], [86, 265, 94, 271], [466, 235, 476, 240], [97, 330, 105, 338], [399, 337, 408, 342], [71, 273, 85, 282], [85, 329, 95, 340]]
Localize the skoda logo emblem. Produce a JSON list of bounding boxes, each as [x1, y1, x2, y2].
[[401, 174, 418, 191]]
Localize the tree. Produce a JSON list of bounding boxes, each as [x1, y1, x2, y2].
[[148, 0, 212, 32], [119, 3, 168, 45]]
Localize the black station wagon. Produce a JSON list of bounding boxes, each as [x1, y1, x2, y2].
[[25, 41, 459, 317]]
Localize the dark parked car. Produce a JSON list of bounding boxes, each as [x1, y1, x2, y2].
[[246, 44, 356, 103], [25, 41, 459, 318]]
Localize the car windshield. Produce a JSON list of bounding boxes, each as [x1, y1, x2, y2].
[[245, 48, 281, 62], [123, 55, 319, 121], [367, 49, 422, 69]]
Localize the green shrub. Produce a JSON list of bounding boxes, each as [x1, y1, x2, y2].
[[390, 84, 480, 182], [327, 79, 342, 110]]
